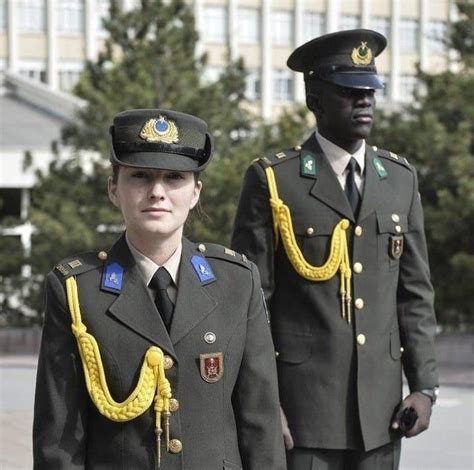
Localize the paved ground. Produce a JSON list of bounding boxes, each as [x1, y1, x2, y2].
[[0, 355, 472, 470]]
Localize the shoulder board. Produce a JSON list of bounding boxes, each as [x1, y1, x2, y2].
[[54, 251, 106, 279], [253, 147, 301, 169], [372, 146, 412, 170], [194, 243, 251, 270]]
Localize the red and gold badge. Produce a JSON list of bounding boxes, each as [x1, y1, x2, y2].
[[200, 352, 224, 383]]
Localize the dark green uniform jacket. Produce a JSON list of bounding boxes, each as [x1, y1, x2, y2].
[[33, 235, 286, 470], [231, 134, 438, 452]]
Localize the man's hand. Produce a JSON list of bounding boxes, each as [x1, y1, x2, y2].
[[391, 391, 432, 437], [280, 406, 294, 450]]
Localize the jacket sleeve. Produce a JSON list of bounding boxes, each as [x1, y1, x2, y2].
[[232, 262, 286, 470], [33, 271, 88, 469], [397, 168, 439, 392], [231, 162, 276, 307]]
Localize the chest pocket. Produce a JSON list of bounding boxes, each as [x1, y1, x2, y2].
[[376, 212, 408, 271], [291, 214, 340, 267], [274, 332, 313, 365]]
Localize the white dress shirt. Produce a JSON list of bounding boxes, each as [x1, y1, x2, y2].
[[125, 233, 181, 303], [315, 131, 366, 194]]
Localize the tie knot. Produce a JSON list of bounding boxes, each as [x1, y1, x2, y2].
[[150, 267, 172, 291], [347, 157, 360, 174]]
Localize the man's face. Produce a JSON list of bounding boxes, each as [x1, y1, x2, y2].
[[310, 81, 376, 152]]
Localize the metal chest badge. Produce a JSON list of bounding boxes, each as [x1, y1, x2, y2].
[[389, 235, 404, 259], [140, 115, 179, 144], [191, 255, 216, 284], [300, 153, 317, 178], [351, 41, 373, 65], [200, 352, 224, 383], [101, 262, 124, 293]]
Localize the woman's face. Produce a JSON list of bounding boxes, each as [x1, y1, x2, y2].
[[108, 167, 201, 242]]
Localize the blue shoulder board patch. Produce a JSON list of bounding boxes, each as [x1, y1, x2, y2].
[[300, 153, 317, 178], [101, 262, 124, 293], [191, 256, 216, 284], [372, 157, 388, 179]]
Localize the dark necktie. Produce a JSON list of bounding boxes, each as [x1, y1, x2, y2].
[[345, 157, 361, 217], [149, 267, 174, 331]]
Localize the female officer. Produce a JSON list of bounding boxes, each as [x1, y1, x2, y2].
[[33, 109, 286, 470]]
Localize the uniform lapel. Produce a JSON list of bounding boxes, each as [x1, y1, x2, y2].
[[170, 238, 217, 345], [358, 146, 387, 222], [303, 134, 355, 222], [107, 235, 175, 356]]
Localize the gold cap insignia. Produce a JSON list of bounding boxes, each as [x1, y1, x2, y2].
[[351, 41, 373, 65], [140, 115, 179, 144]]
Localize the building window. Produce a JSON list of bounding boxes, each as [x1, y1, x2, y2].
[[238, 8, 260, 45], [340, 15, 359, 31], [272, 10, 293, 46], [203, 66, 223, 84], [0, 189, 22, 221], [400, 18, 419, 53], [427, 20, 447, 53], [245, 69, 261, 101], [18, 60, 47, 83], [18, 0, 46, 33], [0, 0, 6, 31], [400, 74, 418, 101], [58, 62, 83, 91], [202, 6, 227, 44], [371, 16, 390, 42], [377, 74, 390, 100], [57, 0, 84, 33], [303, 12, 324, 43], [273, 69, 294, 102]]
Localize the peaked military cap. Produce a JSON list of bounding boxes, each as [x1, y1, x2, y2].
[[110, 109, 213, 171], [287, 29, 387, 90]]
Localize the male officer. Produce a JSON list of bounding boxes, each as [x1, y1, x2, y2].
[[232, 30, 439, 469]]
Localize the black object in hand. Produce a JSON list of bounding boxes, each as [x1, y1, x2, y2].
[[399, 407, 418, 432]]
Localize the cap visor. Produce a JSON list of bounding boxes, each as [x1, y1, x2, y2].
[[330, 73, 385, 90], [112, 150, 202, 171]]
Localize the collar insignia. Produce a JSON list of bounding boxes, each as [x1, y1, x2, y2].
[[140, 115, 179, 144], [101, 262, 124, 293], [191, 255, 216, 284], [372, 157, 388, 179], [351, 41, 373, 65], [300, 153, 317, 178]]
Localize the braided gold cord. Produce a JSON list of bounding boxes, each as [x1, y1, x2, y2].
[[65, 277, 172, 423], [264, 166, 352, 317]]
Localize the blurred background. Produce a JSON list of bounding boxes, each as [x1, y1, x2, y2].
[[0, 0, 472, 468]]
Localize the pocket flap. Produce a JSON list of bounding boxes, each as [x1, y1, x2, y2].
[[274, 332, 313, 364], [376, 212, 408, 234], [390, 330, 402, 360], [291, 214, 340, 237]]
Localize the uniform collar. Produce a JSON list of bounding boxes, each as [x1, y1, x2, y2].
[[125, 232, 182, 287], [315, 131, 366, 177]]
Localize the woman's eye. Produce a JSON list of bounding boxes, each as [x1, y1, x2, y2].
[[167, 172, 185, 180], [131, 171, 148, 179]]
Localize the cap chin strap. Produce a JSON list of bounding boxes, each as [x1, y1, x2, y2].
[[264, 166, 353, 323], [65, 276, 173, 463]]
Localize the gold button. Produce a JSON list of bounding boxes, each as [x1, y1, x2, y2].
[[353, 262, 363, 274], [400, 347, 404, 353], [97, 250, 108, 261], [354, 226, 363, 237], [391, 214, 400, 223], [306, 227, 314, 236], [169, 398, 179, 412], [372, 146, 378, 151], [163, 355, 174, 369], [169, 439, 182, 454], [357, 334, 366, 346], [395, 225, 401, 233], [275, 351, 280, 358], [198, 243, 206, 253], [294, 145, 302, 151], [147, 350, 162, 367], [355, 298, 364, 309]]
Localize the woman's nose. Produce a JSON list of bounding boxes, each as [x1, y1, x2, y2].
[[149, 178, 165, 199]]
